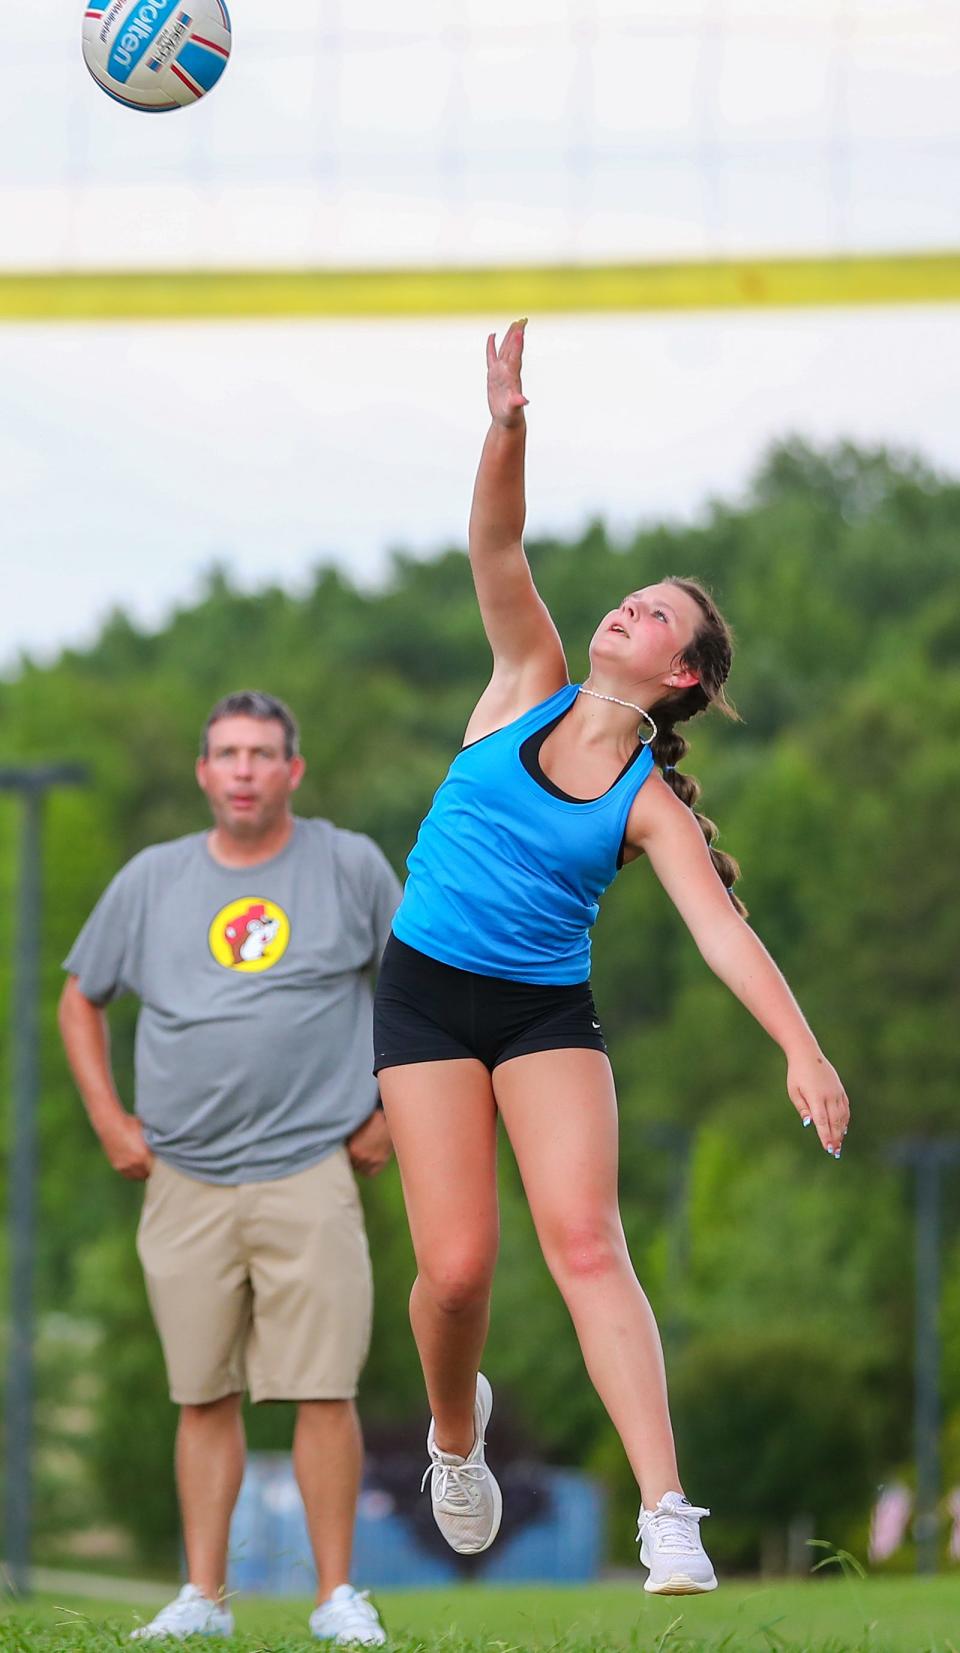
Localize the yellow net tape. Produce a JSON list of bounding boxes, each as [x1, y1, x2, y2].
[[2, 251, 959, 324]]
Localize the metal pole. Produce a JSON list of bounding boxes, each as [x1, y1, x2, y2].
[[1, 764, 87, 1596], [888, 1137, 960, 1576], [914, 1153, 941, 1574], [4, 787, 43, 1596]]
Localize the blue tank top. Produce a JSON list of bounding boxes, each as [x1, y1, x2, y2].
[[392, 683, 656, 984]]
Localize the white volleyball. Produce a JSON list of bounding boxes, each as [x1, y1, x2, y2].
[[82, 0, 232, 112]]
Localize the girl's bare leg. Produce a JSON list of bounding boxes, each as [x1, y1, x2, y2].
[[379, 1059, 500, 1458], [493, 1047, 683, 1508]]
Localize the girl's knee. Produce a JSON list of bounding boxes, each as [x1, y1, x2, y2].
[[415, 1251, 496, 1315], [545, 1218, 626, 1285]]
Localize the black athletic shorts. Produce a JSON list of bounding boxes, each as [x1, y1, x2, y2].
[[373, 934, 608, 1074]]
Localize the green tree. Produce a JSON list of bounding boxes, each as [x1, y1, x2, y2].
[[1, 438, 957, 1565]]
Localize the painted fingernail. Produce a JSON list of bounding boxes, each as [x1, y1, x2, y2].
[[802, 1116, 812, 1127], [834, 1149, 842, 1159]]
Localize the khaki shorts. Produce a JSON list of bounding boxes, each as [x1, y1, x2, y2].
[[136, 1150, 373, 1405]]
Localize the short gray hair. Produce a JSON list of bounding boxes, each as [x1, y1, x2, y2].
[[201, 691, 300, 760]]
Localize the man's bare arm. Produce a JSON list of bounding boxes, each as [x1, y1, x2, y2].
[[58, 975, 154, 1180]]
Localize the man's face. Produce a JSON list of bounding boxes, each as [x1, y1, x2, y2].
[[196, 716, 305, 839]]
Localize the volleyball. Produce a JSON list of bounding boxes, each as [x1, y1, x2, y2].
[[82, 0, 231, 111]]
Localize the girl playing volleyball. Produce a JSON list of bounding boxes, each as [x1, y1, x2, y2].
[[374, 322, 850, 1594]]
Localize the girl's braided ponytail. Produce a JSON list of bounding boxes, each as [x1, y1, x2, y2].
[[651, 576, 747, 920]]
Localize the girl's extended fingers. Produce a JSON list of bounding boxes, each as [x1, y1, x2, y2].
[[791, 1076, 847, 1158], [486, 332, 498, 371], [807, 1097, 838, 1156], [500, 317, 527, 359], [826, 1091, 848, 1154], [817, 1092, 845, 1158]]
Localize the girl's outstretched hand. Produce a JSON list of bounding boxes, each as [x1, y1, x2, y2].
[[786, 1045, 850, 1159], [486, 320, 529, 427]]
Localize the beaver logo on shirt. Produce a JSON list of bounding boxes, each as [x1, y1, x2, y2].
[[208, 897, 291, 972], [224, 903, 279, 964]]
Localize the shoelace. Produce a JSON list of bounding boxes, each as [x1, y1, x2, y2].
[[421, 1457, 488, 1509], [637, 1500, 711, 1555], [320, 1590, 380, 1634], [150, 1590, 223, 1630]]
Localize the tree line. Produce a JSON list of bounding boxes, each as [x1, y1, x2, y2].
[[1, 436, 958, 1572]]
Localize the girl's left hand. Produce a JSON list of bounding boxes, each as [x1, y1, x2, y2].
[[786, 1046, 850, 1158]]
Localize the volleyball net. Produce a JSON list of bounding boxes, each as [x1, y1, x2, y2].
[[5, 0, 960, 318]]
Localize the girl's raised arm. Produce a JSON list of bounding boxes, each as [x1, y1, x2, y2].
[[464, 323, 567, 742]]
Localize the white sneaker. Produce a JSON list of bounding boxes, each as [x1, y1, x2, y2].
[[129, 1583, 234, 1639], [637, 1491, 718, 1594], [421, 1371, 502, 1555], [309, 1583, 387, 1646]]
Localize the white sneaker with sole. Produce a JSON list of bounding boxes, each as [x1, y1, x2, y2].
[[129, 1583, 234, 1640], [636, 1491, 718, 1594], [309, 1583, 387, 1646], [421, 1371, 502, 1555]]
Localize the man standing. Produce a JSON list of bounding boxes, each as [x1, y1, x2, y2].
[[59, 691, 401, 1646]]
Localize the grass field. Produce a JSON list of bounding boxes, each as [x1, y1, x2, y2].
[[2, 251, 960, 324], [2, 1578, 959, 1652]]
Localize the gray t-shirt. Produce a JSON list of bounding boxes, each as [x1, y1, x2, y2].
[[64, 818, 402, 1185]]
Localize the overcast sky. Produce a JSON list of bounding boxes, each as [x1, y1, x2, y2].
[[5, 305, 959, 670], [2, 2, 959, 667]]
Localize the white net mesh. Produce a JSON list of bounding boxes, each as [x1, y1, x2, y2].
[[6, 0, 960, 269]]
